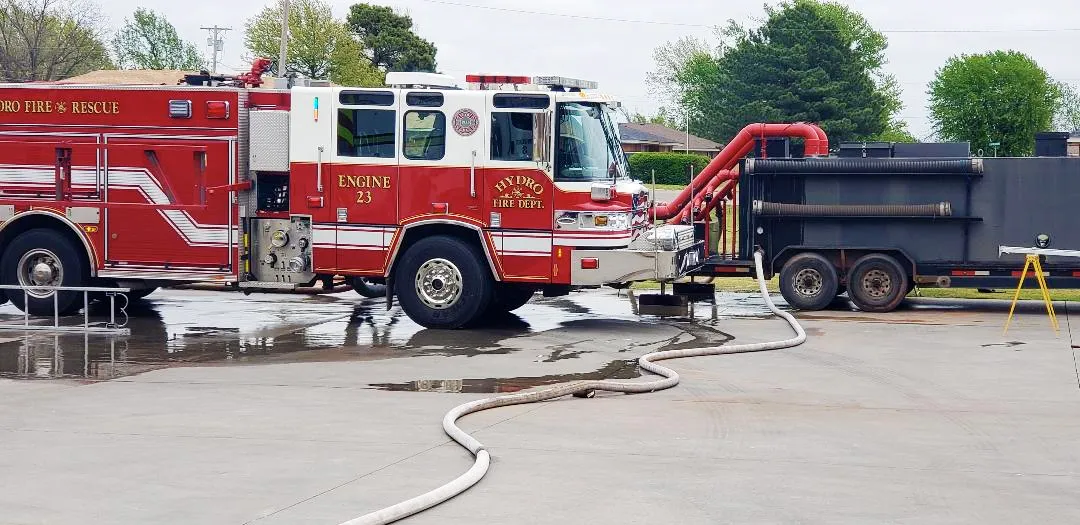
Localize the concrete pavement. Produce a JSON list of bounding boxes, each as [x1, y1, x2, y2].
[[1, 290, 1077, 524]]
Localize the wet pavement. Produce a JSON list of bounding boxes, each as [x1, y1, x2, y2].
[[0, 288, 1078, 524]]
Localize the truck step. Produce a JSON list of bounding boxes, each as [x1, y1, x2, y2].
[[637, 294, 689, 317]]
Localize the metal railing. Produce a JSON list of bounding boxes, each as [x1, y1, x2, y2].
[[0, 285, 131, 335]]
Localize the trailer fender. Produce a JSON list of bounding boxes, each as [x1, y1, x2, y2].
[[384, 219, 501, 282], [0, 210, 99, 277]]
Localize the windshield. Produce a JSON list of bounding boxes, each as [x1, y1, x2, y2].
[[555, 102, 628, 182]]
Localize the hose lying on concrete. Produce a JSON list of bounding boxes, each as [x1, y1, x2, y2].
[[338, 250, 806, 525]]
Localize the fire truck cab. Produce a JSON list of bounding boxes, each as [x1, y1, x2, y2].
[[0, 67, 701, 328]]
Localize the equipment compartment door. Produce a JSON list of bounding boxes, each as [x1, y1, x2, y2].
[[330, 89, 400, 274], [0, 133, 103, 203], [103, 137, 235, 271]]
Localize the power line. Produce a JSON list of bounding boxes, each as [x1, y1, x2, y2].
[[415, 0, 1080, 34]]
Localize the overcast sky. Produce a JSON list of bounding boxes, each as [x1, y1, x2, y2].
[[100, 0, 1080, 139]]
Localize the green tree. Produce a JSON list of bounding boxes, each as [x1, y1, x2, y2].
[[630, 110, 673, 127], [1054, 82, 1080, 132], [112, 8, 202, 70], [346, 4, 436, 72], [876, 120, 918, 143], [0, 0, 111, 81], [245, 0, 382, 86], [928, 51, 1061, 156], [649, 0, 896, 145]]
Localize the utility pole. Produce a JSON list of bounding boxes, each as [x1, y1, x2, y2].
[[278, 0, 290, 79], [201, 25, 231, 74], [685, 112, 690, 154]]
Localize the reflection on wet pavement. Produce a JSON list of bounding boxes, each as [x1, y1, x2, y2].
[[0, 287, 1028, 383], [368, 359, 642, 394], [0, 288, 731, 381]]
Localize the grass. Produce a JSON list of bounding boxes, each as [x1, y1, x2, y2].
[[647, 184, 688, 191], [914, 287, 1080, 302], [633, 277, 1080, 302]]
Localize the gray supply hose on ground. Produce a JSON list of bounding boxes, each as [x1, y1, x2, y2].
[[339, 250, 806, 525]]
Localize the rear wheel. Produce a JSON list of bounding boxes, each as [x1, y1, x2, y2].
[[126, 287, 158, 300], [779, 252, 838, 310], [489, 283, 536, 313], [1, 228, 87, 316], [848, 253, 909, 313], [351, 277, 387, 298], [394, 236, 494, 329]]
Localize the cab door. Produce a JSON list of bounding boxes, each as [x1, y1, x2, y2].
[[330, 89, 399, 274], [397, 91, 485, 224], [289, 87, 338, 271], [483, 93, 554, 281]]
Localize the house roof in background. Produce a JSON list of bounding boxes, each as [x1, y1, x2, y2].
[[55, 69, 193, 85], [619, 123, 722, 151], [618, 123, 680, 145]]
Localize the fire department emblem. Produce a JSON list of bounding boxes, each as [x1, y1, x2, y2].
[[451, 108, 479, 137]]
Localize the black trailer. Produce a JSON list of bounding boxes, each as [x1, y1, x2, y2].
[[691, 155, 1080, 312]]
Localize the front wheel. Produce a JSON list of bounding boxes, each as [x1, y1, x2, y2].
[[394, 236, 494, 329], [1, 228, 87, 316], [848, 253, 909, 313], [489, 283, 536, 313], [779, 252, 839, 310]]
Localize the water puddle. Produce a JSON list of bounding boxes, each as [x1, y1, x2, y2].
[[368, 359, 642, 394], [0, 289, 712, 381]]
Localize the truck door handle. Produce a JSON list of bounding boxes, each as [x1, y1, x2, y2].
[[316, 146, 324, 193], [470, 150, 477, 198]]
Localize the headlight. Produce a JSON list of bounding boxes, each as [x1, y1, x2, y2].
[[556, 211, 632, 231], [582, 212, 630, 230]]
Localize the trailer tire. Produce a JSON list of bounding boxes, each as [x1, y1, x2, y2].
[[1, 228, 87, 316], [351, 277, 387, 298], [848, 253, 909, 313], [489, 283, 536, 313], [394, 236, 494, 329], [779, 252, 839, 311]]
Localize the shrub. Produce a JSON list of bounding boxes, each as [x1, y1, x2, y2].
[[627, 152, 714, 185]]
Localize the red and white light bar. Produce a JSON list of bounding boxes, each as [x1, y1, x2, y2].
[[465, 74, 531, 84], [465, 74, 599, 90]]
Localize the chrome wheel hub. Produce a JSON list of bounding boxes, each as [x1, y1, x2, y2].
[[793, 268, 823, 297], [415, 258, 463, 309], [18, 249, 63, 298], [861, 269, 891, 299]]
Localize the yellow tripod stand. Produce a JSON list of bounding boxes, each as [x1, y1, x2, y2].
[[1003, 254, 1058, 335]]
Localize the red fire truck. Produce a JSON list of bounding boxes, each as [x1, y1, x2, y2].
[[0, 62, 705, 328]]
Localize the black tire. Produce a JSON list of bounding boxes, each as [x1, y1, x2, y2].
[[848, 253, 909, 313], [351, 277, 387, 298], [779, 252, 839, 311], [394, 236, 494, 329], [489, 283, 536, 313], [1, 228, 87, 316], [126, 287, 157, 300]]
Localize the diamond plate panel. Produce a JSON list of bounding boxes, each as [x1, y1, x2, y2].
[[249, 110, 290, 171]]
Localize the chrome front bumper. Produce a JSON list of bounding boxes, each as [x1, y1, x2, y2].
[[569, 225, 704, 285]]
